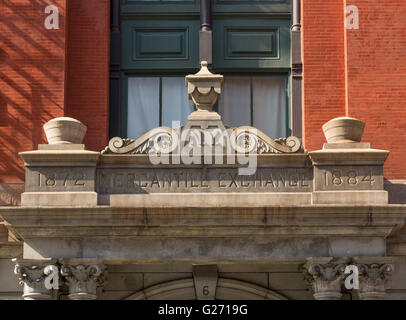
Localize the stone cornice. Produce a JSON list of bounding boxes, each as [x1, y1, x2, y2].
[[19, 150, 100, 167], [309, 149, 389, 166], [1, 204, 405, 239]]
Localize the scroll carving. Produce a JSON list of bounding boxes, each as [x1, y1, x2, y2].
[[103, 126, 303, 155]]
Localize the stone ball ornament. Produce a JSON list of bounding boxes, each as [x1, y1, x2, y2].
[[43, 117, 87, 144], [185, 61, 224, 111]]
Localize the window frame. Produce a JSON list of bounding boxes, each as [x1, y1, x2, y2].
[[122, 71, 197, 138], [122, 71, 291, 139], [115, 0, 294, 139]]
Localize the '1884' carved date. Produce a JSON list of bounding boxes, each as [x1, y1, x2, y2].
[[324, 170, 375, 186]]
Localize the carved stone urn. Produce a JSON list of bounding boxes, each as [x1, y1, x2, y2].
[[185, 61, 224, 112], [43, 117, 87, 144], [322, 116, 365, 143]]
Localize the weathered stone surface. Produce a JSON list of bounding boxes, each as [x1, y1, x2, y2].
[[0, 242, 23, 258], [268, 273, 308, 290], [312, 191, 388, 205], [354, 257, 394, 300], [220, 272, 268, 288], [21, 192, 98, 207], [21, 236, 386, 260], [303, 258, 348, 300], [193, 265, 218, 300], [60, 260, 107, 300], [0, 259, 21, 292], [102, 193, 312, 207], [13, 258, 58, 300]]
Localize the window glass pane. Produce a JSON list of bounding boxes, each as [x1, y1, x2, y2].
[[218, 77, 251, 128], [127, 77, 160, 139], [252, 76, 287, 138], [162, 77, 194, 128]]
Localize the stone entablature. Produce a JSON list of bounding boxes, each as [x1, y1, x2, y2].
[[18, 140, 388, 206]]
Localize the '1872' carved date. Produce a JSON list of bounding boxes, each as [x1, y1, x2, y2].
[[37, 172, 86, 187]]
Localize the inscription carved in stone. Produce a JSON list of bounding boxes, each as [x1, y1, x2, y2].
[[96, 168, 313, 194], [314, 166, 383, 191], [25, 168, 95, 192]]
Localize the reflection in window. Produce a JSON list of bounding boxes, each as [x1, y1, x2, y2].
[[127, 75, 288, 140], [127, 77, 159, 140], [219, 76, 288, 138], [127, 76, 193, 140]]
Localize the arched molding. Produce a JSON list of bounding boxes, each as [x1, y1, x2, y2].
[[124, 278, 288, 300]]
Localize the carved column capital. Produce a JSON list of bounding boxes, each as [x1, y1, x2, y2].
[[354, 258, 394, 300], [60, 260, 107, 300], [13, 258, 58, 300], [303, 258, 349, 300]]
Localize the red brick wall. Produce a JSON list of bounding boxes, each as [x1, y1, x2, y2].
[[302, 0, 347, 152], [345, 0, 406, 179], [0, 0, 67, 183], [66, 0, 110, 152], [302, 0, 406, 180]]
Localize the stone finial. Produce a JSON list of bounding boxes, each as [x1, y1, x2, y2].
[[60, 262, 107, 300], [322, 116, 365, 144], [303, 259, 347, 300], [355, 262, 394, 300], [43, 117, 87, 144], [13, 259, 58, 300], [185, 61, 224, 112]]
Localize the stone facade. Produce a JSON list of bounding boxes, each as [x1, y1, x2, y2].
[[0, 63, 406, 300]]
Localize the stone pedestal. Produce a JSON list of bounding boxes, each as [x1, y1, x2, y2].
[[13, 258, 58, 300], [19, 118, 99, 207], [60, 260, 107, 300], [310, 117, 389, 205]]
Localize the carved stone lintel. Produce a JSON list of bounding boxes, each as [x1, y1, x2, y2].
[[60, 261, 107, 300], [303, 258, 348, 300], [354, 258, 394, 300], [13, 258, 58, 300]]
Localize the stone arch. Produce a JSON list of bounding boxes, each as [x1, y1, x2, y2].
[[124, 278, 288, 300]]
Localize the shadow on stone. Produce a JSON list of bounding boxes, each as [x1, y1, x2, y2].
[[384, 179, 406, 204]]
